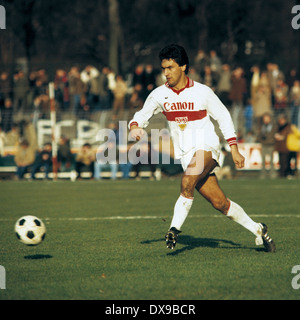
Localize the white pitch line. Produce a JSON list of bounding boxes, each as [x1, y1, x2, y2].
[[41, 214, 300, 220], [55, 216, 161, 221], [1, 214, 300, 222]]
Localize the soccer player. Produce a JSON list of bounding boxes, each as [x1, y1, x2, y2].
[[129, 44, 275, 253]]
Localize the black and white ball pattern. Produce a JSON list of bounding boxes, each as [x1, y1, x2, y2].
[[15, 216, 46, 246]]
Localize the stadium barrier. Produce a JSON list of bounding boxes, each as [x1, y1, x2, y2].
[[1, 143, 299, 180]]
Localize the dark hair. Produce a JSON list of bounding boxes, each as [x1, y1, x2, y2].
[[83, 143, 91, 148], [20, 140, 29, 147], [159, 44, 189, 75]]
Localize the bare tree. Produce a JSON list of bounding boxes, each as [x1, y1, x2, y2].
[[108, 0, 121, 74]]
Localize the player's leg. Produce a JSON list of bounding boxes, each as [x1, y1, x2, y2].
[[196, 174, 260, 233], [170, 150, 216, 230], [196, 174, 276, 252], [166, 150, 215, 249]]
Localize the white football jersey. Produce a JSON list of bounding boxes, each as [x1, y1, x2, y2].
[[129, 78, 237, 167]]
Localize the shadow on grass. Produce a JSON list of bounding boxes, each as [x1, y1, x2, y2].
[[141, 235, 244, 256], [24, 254, 53, 260]]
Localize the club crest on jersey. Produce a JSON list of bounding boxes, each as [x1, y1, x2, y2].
[[175, 116, 188, 131]]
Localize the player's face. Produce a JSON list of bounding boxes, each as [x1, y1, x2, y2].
[[161, 59, 186, 89]]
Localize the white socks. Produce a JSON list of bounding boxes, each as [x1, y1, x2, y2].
[[170, 194, 193, 231], [227, 200, 262, 240], [169, 196, 262, 244]]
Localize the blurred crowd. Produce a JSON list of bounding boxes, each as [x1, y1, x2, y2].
[[1, 48, 300, 179]]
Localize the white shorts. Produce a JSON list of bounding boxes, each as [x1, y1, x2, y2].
[[180, 143, 221, 173]]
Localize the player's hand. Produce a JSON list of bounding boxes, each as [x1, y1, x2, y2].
[[230, 145, 245, 169], [233, 152, 245, 169], [129, 125, 144, 141]]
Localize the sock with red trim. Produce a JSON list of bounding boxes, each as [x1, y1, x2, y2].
[[170, 194, 194, 231]]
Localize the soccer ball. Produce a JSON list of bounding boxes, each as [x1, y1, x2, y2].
[[15, 216, 46, 246]]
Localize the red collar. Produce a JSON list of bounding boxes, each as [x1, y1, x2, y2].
[[165, 77, 194, 95]]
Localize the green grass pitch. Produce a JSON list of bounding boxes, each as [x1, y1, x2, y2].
[[0, 178, 300, 300]]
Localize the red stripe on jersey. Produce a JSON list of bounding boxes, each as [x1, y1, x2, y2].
[[163, 110, 207, 122]]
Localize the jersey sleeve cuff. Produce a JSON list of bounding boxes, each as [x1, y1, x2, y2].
[[129, 121, 139, 129], [227, 137, 237, 146]]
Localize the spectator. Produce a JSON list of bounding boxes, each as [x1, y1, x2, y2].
[[144, 64, 157, 97], [209, 50, 222, 76], [251, 71, 272, 131], [266, 63, 285, 95], [131, 141, 157, 180], [274, 114, 295, 178], [286, 68, 299, 89], [256, 113, 277, 179], [0, 71, 12, 106], [286, 120, 300, 178], [98, 66, 111, 110], [158, 128, 175, 161], [80, 65, 100, 110], [132, 65, 148, 101], [250, 65, 261, 100], [132, 65, 145, 90], [188, 67, 201, 83], [128, 89, 144, 122], [112, 74, 128, 121], [216, 64, 232, 108], [119, 143, 133, 179], [95, 122, 118, 180], [194, 49, 209, 79], [13, 70, 29, 114], [0, 126, 5, 157], [30, 69, 48, 98], [95, 140, 118, 180], [273, 79, 289, 117], [57, 136, 73, 172], [22, 121, 38, 153], [76, 94, 91, 120], [34, 69, 49, 88], [202, 65, 218, 92], [14, 140, 35, 180], [243, 97, 253, 133], [289, 80, 300, 127], [107, 67, 116, 93], [29, 69, 48, 105], [1, 98, 14, 133], [54, 69, 69, 112], [27, 71, 38, 108], [31, 91, 49, 121], [75, 143, 95, 180], [33, 78, 47, 99], [31, 96, 42, 129], [244, 130, 256, 143], [68, 66, 86, 115], [229, 67, 247, 134], [31, 142, 52, 180], [5, 124, 20, 147]]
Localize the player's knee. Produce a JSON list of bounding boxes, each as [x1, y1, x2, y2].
[[211, 197, 229, 213]]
